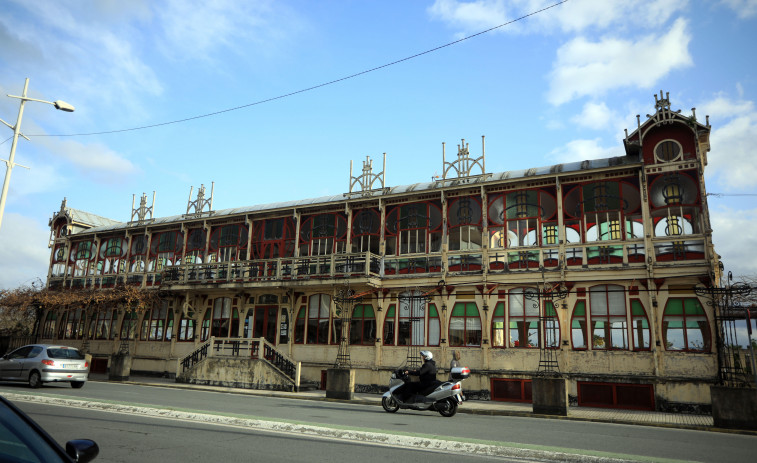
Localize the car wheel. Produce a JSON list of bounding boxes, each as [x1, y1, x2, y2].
[[28, 371, 42, 389], [71, 381, 85, 389]]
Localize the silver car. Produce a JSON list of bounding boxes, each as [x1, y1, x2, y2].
[[0, 344, 89, 388]]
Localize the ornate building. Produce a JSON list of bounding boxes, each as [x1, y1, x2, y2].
[[43, 92, 718, 411]]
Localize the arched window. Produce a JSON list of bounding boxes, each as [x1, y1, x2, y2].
[[201, 298, 239, 340], [177, 313, 195, 341], [589, 285, 628, 350], [129, 235, 148, 273], [51, 244, 67, 278], [382, 304, 396, 345], [385, 201, 442, 255], [448, 197, 483, 251], [349, 304, 376, 345], [42, 310, 57, 339], [662, 298, 710, 352], [648, 171, 704, 261], [351, 209, 381, 254], [120, 310, 138, 340], [69, 240, 95, 277], [395, 291, 440, 346], [251, 218, 295, 259], [59, 308, 86, 340], [491, 302, 505, 347], [185, 228, 207, 264], [141, 303, 174, 341], [299, 214, 347, 257], [93, 308, 117, 340], [209, 224, 248, 262], [488, 189, 557, 249], [630, 300, 651, 350], [509, 288, 539, 348], [293, 295, 332, 344], [449, 302, 482, 347], [562, 180, 642, 247], [97, 237, 127, 275], [571, 300, 587, 349], [149, 230, 183, 271]]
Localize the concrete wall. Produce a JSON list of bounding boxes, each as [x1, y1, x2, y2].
[[178, 357, 295, 391]]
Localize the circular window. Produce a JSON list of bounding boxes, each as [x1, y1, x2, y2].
[[655, 140, 682, 162]]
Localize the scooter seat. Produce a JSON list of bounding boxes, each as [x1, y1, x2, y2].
[[420, 380, 444, 396]]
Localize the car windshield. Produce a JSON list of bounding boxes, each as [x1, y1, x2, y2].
[[46, 348, 85, 360]]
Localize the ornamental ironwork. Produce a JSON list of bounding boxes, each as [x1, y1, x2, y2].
[[442, 137, 487, 180], [129, 191, 155, 226], [525, 283, 570, 376], [694, 271, 753, 387], [347, 154, 387, 197], [332, 286, 364, 369], [184, 183, 214, 218]]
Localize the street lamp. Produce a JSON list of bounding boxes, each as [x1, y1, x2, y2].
[[0, 78, 74, 230]]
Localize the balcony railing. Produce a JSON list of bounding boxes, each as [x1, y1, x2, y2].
[[46, 238, 708, 290]]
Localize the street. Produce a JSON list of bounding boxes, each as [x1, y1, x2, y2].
[[2, 380, 757, 462]]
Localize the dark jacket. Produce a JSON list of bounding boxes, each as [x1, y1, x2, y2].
[[410, 359, 437, 385]]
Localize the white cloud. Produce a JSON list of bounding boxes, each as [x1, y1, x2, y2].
[[711, 206, 757, 277], [547, 18, 693, 105], [0, 213, 51, 290], [570, 101, 620, 130], [720, 0, 757, 18], [39, 138, 140, 184], [547, 138, 622, 164], [701, 95, 757, 191], [427, 0, 688, 34]]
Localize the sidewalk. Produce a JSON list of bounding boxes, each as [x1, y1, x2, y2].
[[90, 373, 723, 432]]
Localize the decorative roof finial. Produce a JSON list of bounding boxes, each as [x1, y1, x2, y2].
[[185, 182, 214, 218], [347, 154, 387, 196], [442, 136, 487, 180], [130, 191, 155, 225]]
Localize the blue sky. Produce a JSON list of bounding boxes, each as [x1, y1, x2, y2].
[[1, 0, 756, 291]]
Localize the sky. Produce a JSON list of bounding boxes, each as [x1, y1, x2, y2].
[[0, 0, 756, 292]]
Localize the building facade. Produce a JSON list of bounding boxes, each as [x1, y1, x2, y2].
[[42, 92, 718, 411]]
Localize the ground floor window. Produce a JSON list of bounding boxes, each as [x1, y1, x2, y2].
[[350, 304, 376, 345], [449, 302, 482, 347], [662, 298, 710, 352]]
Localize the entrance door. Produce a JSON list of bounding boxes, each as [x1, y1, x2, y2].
[[253, 306, 278, 345]]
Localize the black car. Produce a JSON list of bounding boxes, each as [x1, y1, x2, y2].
[[0, 394, 98, 462]]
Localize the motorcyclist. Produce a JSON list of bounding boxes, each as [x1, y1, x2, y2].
[[402, 350, 437, 400]]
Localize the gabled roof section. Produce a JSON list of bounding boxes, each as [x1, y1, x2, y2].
[[49, 198, 122, 232], [624, 90, 711, 156]]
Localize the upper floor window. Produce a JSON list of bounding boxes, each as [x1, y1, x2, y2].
[[448, 197, 483, 251], [385, 201, 442, 255], [351, 209, 381, 254], [185, 228, 206, 264], [149, 230, 183, 271], [563, 180, 642, 243], [129, 235, 148, 273], [654, 140, 682, 162], [251, 218, 295, 259], [51, 244, 67, 278], [648, 171, 702, 238], [69, 240, 95, 277], [209, 223, 249, 262], [488, 189, 557, 248], [299, 213, 347, 257], [97, 237, 127, 275]]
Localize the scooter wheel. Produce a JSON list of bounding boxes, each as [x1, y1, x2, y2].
[[436, 398, 458, 417], [382, 396, 400, 413]]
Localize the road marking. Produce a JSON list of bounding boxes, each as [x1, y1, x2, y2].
[[5, 392, 692, 463]]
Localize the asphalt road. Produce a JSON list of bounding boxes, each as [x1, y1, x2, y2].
[[2, 380, 757, 462]]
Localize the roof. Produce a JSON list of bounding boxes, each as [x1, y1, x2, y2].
[[75, 154, 640, 236]]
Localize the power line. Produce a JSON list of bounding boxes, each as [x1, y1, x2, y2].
[[28, 0, 569, 138], [707, 193, 757, 197]]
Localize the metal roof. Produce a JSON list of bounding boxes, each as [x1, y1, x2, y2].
[[76, 155, 639, 236]]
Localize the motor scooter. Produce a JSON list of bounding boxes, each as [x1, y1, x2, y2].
[[381, 366, 470, 417]]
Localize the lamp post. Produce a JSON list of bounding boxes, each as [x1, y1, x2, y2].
[[0, 78, 74, 230]]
